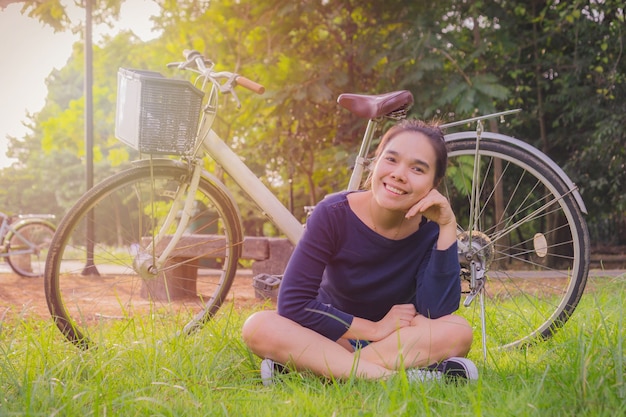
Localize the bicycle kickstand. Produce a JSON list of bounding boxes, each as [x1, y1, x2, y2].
[[463, 260, 488, 362]]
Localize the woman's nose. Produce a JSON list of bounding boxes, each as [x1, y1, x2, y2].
[[390, 166, 407, 182]]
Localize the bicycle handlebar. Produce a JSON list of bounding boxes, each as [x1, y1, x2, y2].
[[173, 49, 265, 95]]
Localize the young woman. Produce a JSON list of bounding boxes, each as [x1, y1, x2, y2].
[[242, 119, 476, 384]]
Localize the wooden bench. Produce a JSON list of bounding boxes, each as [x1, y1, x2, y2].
[[141, 234, 294, 300]]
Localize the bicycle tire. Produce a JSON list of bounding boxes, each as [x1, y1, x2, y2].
[[44, 162, 243, 348], [444, 136, 590, 350], [6, 220, 56, 278]]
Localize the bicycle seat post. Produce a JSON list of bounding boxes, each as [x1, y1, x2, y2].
[[347, 118, 379, 191]]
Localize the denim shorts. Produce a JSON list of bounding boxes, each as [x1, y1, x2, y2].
[[348, 339, 371, 351]]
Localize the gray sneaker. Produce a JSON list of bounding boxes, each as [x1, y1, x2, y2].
[[439, 357, 478, 380], [260, 359, 288, 386], [407, 357, 478, 383]]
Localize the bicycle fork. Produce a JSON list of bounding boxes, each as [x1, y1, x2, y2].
[[133, 160, 203, 279]]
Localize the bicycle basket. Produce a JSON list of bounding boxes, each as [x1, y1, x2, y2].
[[115, 68, 204, 155]]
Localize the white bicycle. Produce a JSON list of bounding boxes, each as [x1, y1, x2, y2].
[[45, 49, 590, 353]]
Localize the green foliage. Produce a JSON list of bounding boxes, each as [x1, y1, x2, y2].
[[2, 0, 624, 241], [16, 0, 124, 32], [15, 0, 68, 32], [502, 0, 626, 232]]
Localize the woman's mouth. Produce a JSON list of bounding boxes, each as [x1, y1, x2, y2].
[[384, 183, 407, 195]]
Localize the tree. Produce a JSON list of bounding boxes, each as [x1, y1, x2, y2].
[[3, 0, 624, 244], [488, 1, 625, 242]]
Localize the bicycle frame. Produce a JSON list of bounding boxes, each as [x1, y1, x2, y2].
[[0, 216, 11, 255]]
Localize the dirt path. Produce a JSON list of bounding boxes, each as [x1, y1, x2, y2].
[[2, 267, 624, 323], [0, 270, 265, 322]]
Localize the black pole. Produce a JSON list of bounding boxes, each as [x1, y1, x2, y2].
[[82, 0, 99, 276]]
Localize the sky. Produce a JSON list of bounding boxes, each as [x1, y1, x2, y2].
[[0, 0, 160, 168]]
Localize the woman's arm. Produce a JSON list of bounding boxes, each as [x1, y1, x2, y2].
[[414, 243, 461, 318], [405, 189, 462, 318], [277, 198, 355, 341], [342, 304, 417, 342], [405, 188, 457, 250]]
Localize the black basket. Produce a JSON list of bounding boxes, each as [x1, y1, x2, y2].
[[115, 68, 204, 155]]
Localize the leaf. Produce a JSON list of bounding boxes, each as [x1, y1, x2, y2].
[[472, 74, 510, 100]]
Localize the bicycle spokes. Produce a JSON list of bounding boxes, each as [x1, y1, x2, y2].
[[446, 135, 589, 352]]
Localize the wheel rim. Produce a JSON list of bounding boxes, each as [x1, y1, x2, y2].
[[45, 165, 241, 348], [444, 139, 589, 350]]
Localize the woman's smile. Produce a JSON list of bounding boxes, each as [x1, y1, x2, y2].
[[383, 183, 407, 195]]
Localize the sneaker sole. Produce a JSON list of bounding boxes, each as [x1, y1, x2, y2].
[[442, 357, 479, 380]]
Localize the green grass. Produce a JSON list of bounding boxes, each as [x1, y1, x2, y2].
[[1, 276, 624, 416]]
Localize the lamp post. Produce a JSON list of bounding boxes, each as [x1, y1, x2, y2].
[[81, 0, 99, 276]]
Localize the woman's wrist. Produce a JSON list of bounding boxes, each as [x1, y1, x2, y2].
[[346, 317, 381, 341], [437, 221, 457, 250]]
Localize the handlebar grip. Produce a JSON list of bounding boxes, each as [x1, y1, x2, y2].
[[235, 76, 265, 95]]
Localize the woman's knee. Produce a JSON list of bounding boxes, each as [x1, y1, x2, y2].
[[413, 314, 473, 356], [440, 314, 473, 356], [241, 310, 278, 351]]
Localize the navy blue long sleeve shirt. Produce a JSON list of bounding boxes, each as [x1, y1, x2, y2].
[[277, 192, 461, 342]]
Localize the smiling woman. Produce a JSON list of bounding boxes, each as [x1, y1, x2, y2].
[[242, 119, 478, 385]]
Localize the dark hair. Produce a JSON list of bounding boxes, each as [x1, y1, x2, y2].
[[365, 119, 448, 188]]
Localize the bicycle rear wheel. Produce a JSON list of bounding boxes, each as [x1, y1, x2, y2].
[[45, 162, 243, 348], [443, 134, 590, 350], [6, 220, 55, 277]]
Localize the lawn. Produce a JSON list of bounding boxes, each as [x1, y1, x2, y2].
[[1, 275, 624, 416]]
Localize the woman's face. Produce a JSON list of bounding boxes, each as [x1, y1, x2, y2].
[[371, 131, 438, 212]]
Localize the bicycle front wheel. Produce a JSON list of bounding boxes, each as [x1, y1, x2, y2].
[[45, 162, 243, 348], [444, 134, 590, 350], [6, 220, 56, 277]]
